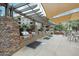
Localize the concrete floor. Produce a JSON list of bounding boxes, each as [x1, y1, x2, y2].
[[13, 35, 79, 56]]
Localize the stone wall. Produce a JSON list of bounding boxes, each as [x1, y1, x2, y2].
[[0, 17, 24, 56]]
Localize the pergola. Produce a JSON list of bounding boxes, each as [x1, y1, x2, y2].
[[0, 3, 48, 25]]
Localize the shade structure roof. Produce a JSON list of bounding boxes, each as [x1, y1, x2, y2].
[[42, 3, 79, 24]]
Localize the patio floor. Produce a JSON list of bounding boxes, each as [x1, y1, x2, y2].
[[13, 35, 79, 56]]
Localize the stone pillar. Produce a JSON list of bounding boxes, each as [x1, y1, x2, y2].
[[0, 17, 24, 56]]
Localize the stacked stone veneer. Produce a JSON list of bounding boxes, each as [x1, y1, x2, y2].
[[0, 17, 24, 56]]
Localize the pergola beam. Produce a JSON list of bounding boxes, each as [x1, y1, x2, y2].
[[26, 12, 42, 16], [14, 9, 44, 23], [20, 4, 37, 12], [23, 9, 40, 14], [14, 3, 29, 9]]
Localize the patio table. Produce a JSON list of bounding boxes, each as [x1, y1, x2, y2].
[[73, 34, 79, 42], [69, 31, 79, 42]]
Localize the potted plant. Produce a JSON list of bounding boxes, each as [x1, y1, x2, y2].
[[20, 24, 29, 36]]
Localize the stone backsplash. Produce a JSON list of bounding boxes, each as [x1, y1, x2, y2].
[[0, 17, 24, 56]]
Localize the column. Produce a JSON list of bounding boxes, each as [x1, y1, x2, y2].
[[10, 6, 13, 17], [32, 20, 38, 40], [5, 3, 9, 16]]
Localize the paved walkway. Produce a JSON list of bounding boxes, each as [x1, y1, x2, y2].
[[13, 35, 79, 56]]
